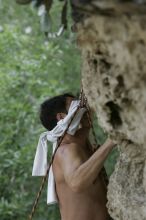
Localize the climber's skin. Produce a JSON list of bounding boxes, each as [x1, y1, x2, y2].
[[52, 97, 115, 220]]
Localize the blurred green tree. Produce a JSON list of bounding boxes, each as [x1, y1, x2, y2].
[[0, 1, 118, 219]]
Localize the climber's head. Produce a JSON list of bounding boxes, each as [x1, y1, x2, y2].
[[40, 93, 75, 131]]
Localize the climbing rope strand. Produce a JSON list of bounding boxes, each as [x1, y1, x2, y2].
[[79, 83, 99, 148], [86, 101, 109, 186], [80, 87, 109, 186]]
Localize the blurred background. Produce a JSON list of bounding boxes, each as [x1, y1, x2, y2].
[[0, 0, 118, 219]]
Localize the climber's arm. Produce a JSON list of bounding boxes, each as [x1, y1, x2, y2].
[[56, 139, 115, 192]]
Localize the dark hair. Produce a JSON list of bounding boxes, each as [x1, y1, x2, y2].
[[40, 93, 75, 131]]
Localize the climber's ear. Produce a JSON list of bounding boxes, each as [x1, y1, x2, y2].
[[56, 113, 66, 121]]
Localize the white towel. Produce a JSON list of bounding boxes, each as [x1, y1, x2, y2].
[[32, 100, 86, 205]]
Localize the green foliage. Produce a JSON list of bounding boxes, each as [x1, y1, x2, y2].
[[0, 1, 118, 220]]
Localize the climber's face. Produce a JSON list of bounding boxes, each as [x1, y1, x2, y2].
[[56, 96, 74, 122], [67, 96, 90, 129]]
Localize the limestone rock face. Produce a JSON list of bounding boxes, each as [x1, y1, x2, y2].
[[76, 14, 146, 220]]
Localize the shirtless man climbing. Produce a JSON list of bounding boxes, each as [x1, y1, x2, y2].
[[40, 93, 116, 220]]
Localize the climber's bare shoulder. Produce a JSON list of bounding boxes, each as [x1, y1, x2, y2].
[[53, 142, 85, 184], [53, 143, 110, 220]]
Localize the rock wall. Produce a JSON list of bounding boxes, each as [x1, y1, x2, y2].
[[75, 14, 146, 220]]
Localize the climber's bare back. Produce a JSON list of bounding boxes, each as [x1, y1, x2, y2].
[[53, 129, 111, 220]]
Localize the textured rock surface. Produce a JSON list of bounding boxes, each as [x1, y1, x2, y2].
[[76, 14, 146, 220]]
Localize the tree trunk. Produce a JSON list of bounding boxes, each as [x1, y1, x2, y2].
[[74, 5, 146, 220]]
